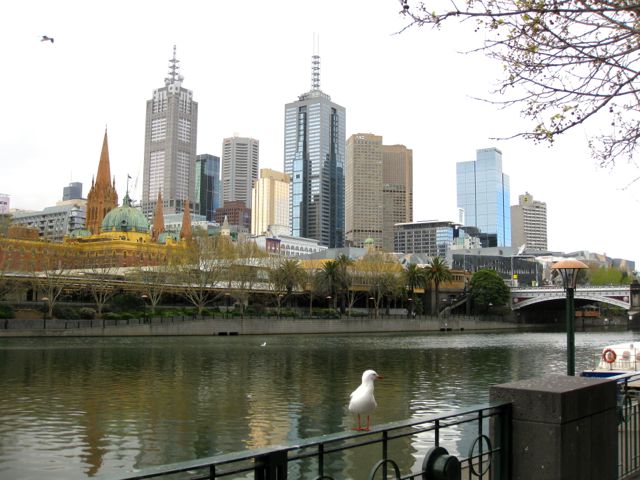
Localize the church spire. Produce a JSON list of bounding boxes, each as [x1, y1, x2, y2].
[[96, 129, 112, 189], [180, 199, 192, 240], [152, 191, 165, 241], [86, 128, 119, 235]]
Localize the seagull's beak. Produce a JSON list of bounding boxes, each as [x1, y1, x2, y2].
[[376, 375, 384, 380]]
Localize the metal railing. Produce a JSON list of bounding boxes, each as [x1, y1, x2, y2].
[[109, 402, 511, 480], [615, 372, 640, 478]]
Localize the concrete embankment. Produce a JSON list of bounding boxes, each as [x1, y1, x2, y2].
[[0, 315, 548, 337]]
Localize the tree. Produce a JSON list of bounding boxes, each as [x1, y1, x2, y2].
[[84, 256, 120, 318], [268, 257, 307, 315], [403, 262, 425, 316], [359, 251, 403, 318], [335, 254, 354, 314], [469, 269, 511, 313], [175, 236, 232, 316], [317, 260, 341, 310], [423, 256, 453, 316], [589, 266, 632, 285], [227, 242, 267, 316], [128, 262, 172, 316], [30, 244, 72, 319], [400, 0, 640, 170]]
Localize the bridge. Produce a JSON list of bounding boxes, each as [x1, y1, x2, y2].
[[511, 284, 640, 313]]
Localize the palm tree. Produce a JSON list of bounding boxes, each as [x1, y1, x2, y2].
[[269, 258, 307, 309], [318, 260, 341, 310], [403, 262, 424, 317], [423, 256, 453, 316], [335, 254, 354, 314]]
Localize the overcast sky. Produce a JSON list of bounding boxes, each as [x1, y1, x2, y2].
[[1, 0, 638, 265]]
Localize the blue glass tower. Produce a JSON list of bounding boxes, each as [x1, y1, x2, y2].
[[284, 51, 345, 248], [195, 154, 221, 222], [456, 148, 511, 247]]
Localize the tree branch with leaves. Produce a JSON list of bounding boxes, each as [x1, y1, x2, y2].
[[400, 0, 640, 171]]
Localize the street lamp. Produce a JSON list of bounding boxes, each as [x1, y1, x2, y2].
[[42, 297, 49, 329], [141, 294, 149, 324], [224, 292, 231, 318], [552, 259, 589, 376]]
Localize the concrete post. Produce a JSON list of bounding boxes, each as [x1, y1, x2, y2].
[[490, 375, 617, 480]]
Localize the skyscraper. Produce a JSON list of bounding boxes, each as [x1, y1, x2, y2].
[[195, 154, 221, 221], [382, 144, 413, 252], [456, 147, 511, 247], [251, 168, 290, 236], [142, 46, 198, 218], [221, 136, 259, 209], [346, 133, 383, 248], [345, 134, 413, 251], [284, 49, 346, 248], [63, 182, 83, 201], [511, 192, 548, 251]]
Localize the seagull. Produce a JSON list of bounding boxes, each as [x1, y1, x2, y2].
[[349, 369, 383, 431], [260, 341, 267, 347], [41, 35, 54, 43]]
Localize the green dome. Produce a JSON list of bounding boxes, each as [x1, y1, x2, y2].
[[101, 193, 149, 233]]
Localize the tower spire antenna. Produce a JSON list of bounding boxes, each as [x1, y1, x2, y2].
[[311, 33, 320, 91], [165, 45, 181, 86]]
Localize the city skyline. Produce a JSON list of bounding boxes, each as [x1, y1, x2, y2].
[[1, 0, 638, 264]]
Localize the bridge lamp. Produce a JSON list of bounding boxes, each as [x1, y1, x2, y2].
[[552, 259, 589, 376]]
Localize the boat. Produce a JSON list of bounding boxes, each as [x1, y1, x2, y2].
[[581, 343, 640, 387]]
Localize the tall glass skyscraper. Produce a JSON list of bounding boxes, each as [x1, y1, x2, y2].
[[456, 147, 511, 247], [284, 51, 345, 248], [195, 154, 221, 222], [142, 46, 198, 218]]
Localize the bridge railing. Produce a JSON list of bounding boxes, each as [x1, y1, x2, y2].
[[110, 402, 511, 480]]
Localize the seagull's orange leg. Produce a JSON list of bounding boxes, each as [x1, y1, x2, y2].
[[353, 414, 362, 431], [364, 415, 371, 431]]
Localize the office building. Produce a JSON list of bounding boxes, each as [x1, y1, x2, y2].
[[284, 48, 346, 248], [63, 182, 83, 201], [142, 46, 198, 218], [394, 220, 470, 257], [221, 136, 259, 209], [195, 154, 221, 221], [11, 204, 86, 242], [511, 192, 548, 251], [345, 134, 413, 251], [0, 194, 9, 214], [456, 147, 511, 247], [346, 134, 383, 248], [251, 168, 290, 236], [382, 144, 413, 251], [214, 201, 251, 231]]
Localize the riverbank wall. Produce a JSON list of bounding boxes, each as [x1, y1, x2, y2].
[[0, 315, 551, 337]]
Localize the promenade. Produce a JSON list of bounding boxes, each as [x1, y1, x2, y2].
[[0, 314, 548, 337]]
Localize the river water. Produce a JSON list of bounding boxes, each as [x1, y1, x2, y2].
[[0, 329, 635, 479]]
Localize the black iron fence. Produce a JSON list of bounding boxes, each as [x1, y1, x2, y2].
[[109, 402, 511, 480]]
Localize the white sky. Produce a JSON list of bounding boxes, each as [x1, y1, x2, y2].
[[1, 0, 638, 265]]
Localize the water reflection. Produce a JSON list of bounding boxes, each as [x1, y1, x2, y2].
[[0, 330, 635, 478]]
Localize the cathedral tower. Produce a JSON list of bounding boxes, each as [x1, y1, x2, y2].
[[86, 130, 118, 235]]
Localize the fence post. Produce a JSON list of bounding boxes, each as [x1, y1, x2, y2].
[[255, 450, 287, 480], [490, 375, 617, 480]]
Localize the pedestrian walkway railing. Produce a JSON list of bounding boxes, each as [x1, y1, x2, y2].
[[615, 372, 640, 479], [110, 402, 511, 480]]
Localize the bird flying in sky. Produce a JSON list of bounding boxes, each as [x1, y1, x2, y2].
[[41, 36, 54, 43]]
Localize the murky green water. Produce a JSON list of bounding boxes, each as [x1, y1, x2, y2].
[[0, 329, 634, 479]]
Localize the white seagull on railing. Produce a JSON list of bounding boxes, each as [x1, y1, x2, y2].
[[349, 369, 383, 431]]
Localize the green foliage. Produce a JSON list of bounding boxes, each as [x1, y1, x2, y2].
[[102, 312, 120, 320], [79, 307, 96, 320], [52, 305, 80, 320], [109, 292, 143, 312], [0, 304, 14, 319], [401, 0, 640, 166], [469, 269, 510, 313], [589, 266, 631, 286]]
